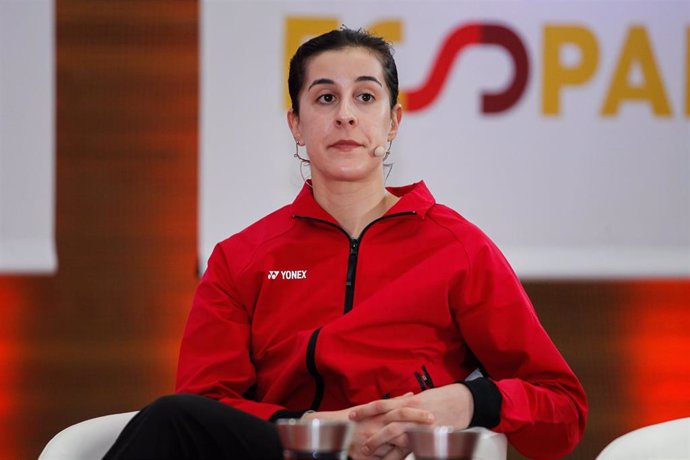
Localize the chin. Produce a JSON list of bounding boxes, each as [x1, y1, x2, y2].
[[328, 166, 378, 182], [312, 160, 375, 182]]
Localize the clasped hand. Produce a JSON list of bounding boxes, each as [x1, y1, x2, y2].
[[303, 383, 474, 460]]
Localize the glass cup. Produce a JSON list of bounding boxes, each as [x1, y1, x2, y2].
[[406, 426, 481, 460], [276, 418, 354, 460]]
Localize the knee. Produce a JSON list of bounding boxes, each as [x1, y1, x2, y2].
[[145, 393, 208, 419]]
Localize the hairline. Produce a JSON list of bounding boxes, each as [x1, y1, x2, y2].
[[297, 45, 392, 110]]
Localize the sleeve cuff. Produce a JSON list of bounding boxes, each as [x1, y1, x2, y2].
[[460, 378, 502, 428], [269, 409, 306, 422]]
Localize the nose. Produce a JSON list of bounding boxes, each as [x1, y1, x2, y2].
[[335, 100, 357, 127]]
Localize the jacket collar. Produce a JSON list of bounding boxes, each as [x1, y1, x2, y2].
[[290, 180, 436, 222]]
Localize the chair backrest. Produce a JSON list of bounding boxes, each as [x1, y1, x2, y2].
[[596, 417, 690, 460], [39, 411, 138, 460]]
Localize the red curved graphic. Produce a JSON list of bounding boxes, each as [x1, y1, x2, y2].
[[404, 23, 529, 114]]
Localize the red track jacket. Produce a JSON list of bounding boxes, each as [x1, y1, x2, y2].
[[177, 181, 587, 459]]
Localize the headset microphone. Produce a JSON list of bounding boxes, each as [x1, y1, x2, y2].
[[373, 146, 386, 157]]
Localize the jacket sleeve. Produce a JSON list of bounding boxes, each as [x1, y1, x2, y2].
[[175, 243, 291, 421], [451, 236, 588, 460]]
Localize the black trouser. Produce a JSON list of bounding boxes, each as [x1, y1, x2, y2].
[[103, 393, 283, 459]]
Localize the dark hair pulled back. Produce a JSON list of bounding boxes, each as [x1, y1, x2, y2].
[[288, 27, 399, 115]]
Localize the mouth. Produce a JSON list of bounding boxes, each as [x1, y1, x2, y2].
[[329, 140, 364, 151]]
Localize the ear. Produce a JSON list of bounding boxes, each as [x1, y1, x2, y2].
[[287, 109, 302, 143], [387, 103, 403, 141]]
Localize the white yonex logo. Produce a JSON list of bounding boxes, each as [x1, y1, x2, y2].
[[267, 270, 307, 280]]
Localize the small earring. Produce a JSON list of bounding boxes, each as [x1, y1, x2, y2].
[[383, 139, 394, 184], [293, 142, 312, 186], [294, 141, 309, 164], [383, 139, 393, 160]]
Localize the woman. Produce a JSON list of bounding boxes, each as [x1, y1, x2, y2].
[[105, 28, 586, 460]]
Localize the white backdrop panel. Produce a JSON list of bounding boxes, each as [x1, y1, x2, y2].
[[0, 0, 56, 273], [201, 0, 689, 278]]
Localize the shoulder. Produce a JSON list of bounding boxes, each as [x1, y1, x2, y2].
[[425, 202, 493, 249], [425, 202, 516, 274], [210, 204, 296, 272], [231, 205, 296, 246], [424, 204, 525, 302], [394, 181, 494, 251]]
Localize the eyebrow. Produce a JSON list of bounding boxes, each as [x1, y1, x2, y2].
[[307, 75, 383, 91]]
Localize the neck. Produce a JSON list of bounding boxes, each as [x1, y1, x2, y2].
[[311, 175, 398, 238]]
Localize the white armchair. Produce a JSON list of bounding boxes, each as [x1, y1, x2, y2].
[[596, 417, 690, 460], [39, 411, 138, 460]]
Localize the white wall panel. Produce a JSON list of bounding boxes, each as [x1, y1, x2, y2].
[[201, 0, 689, 278], [0, 0, 56, 273]]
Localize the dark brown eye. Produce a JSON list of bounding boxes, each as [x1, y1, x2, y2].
[[317, 94, 335, 104]]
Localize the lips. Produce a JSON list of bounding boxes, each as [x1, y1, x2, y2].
[[330, 140, 363, 150]]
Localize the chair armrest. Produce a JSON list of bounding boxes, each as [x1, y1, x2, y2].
[[596, 417, 690, 460], [39, 411, 138, 460]]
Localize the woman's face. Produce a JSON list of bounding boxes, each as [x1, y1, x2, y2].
[[288, 47, 402, 185]]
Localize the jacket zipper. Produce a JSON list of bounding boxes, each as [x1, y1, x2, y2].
[[293, 211, 416, 409], [294, 211, 416, 313], [344, 238, 359, 313]]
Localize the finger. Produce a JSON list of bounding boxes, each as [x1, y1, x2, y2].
[[363, 422, 414, 455], [389, 432, 410, 449], [381, 444, 410, 460], [371, 433, 411, 457], [370, 442, 396, 458], [370, 433, 410, 457], [349, 397, 409, 421], [349, 443, 381, 460], [381, 407, 434, 425]]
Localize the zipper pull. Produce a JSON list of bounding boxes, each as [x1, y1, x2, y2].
[[346, 239, 359, 288], [414, 366, 436, 391], [421, 365, 435, 389]]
